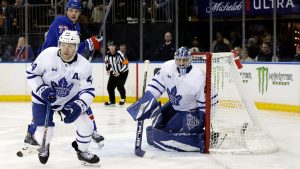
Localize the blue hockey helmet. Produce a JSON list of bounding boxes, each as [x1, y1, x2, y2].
[[65, 0, 82, 11], [174, 47, 192, 75]]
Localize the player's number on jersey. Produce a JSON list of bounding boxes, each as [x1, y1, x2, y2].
[[87, 76, 93, 83]]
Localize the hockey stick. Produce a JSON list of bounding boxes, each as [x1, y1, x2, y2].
[[16, 101, 52, 157], [37, 102, 51, 154], [134, 60, 154, 159], [88, 0, 113, 62], [16, 144, 39, 157]]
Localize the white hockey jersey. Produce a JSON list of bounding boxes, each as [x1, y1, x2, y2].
[[146, 60, 217, 112], [26, 47, 95, 111]]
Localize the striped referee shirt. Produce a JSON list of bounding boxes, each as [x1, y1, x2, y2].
[[104, 50, 129, 73]]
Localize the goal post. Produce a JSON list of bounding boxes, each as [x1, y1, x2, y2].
[[192, 52, 278, 154]]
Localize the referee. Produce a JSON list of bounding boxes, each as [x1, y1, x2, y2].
[[104, 41, 129, 106]]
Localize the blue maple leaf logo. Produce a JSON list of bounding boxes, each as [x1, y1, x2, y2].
[[51, 77, 74, 97], [167, 86, 182, 106]]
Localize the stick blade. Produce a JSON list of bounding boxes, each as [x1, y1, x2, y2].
[[135, 149, 154, 159]]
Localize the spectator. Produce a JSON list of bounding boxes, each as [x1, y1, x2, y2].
[[154, 0, 172, 22], [233, 46, 242, 58], [104, 41, 129, 106], [212, 32, 232, 53], [0, 0, 12, 35], [293, 44, 300, 62], [233, 45, 255, 63], [15, 36, 34, 61], [11, 0, 24, 34], [190, 36, 204, 53], [229, 31, 242, 48], [255, 42, 273, 62], [91, 3, 105, 23], [119, 43, 135, 61], [1, 44, 13, 61], [246, 37, 259, 60], [119, 44, 127, 55], [153, 31, 175, 61]]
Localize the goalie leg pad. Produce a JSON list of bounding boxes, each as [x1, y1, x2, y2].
[[164, 109, 205, 134], [146, 126, 205, 152], [127, 91, 158, 120], [182, 109, 205, 134], [32, 103, 55, 127]]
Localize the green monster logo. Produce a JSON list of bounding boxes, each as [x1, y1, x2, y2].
[[256, 67, 268, 95]]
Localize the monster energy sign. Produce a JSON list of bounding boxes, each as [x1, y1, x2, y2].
[[257, 67, 268, 95], [257, 66, 293, 95]]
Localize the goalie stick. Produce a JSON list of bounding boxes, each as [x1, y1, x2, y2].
[[134, 60, 154, 159], [88, 0, 113, 62]]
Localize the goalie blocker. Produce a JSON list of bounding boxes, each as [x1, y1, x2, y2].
[[127, 92, 205, 152]]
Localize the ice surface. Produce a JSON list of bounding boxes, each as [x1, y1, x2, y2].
[[0, 103, 299, 169]]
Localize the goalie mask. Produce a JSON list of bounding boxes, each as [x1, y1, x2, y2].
[[174, 47, 192, 75], [58, 30, 80, 61]]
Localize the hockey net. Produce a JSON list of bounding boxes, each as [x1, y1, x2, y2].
[[192, 52, 278, 154]]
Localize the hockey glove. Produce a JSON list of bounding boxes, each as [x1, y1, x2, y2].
[[86, 35, 103, 51], [127, 91, 158, 121], [37, 85, 56, 103], [62, 100, 88, 123]]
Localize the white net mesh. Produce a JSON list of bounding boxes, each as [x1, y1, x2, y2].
[[192, 52, 278, 154]]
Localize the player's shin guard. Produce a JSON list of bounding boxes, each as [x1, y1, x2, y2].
[[86, 108, 105, 148]]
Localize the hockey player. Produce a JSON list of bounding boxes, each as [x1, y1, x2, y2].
[[42, 0, 102, 54], [24, 0, 104, 149], [26, 30, 99, 165], [127, 47, 218, 152]]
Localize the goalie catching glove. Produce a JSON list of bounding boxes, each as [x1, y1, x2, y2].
[[127, 91, 159, 121], [61, 99, 88, 123]]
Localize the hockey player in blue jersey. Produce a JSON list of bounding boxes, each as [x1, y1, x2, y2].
[[24, 0, 104, 150], [26, 30, 100, 165], [42, 0, 102, 54], [127, 47, 218, 152]]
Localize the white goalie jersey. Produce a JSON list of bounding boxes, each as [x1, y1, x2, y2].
[[146, 60, 216, 112], [26, 47, 95, 111]]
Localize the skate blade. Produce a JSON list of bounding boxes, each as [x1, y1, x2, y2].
[[80, 161, 101, 167]]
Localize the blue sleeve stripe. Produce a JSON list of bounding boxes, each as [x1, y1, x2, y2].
[[83, 88, 95, 92], [148, 84, 163, 95], [197, 100, 218, 106], [197, 100, 205, 104], [79, 99, 88, 108], [32, 92, 47, 105], [26, 71, 34, 75], [80, 91, 95, 98], [27, 75, 41, 79], [36, 84, 47, 92], [152, 78, 165, 89]]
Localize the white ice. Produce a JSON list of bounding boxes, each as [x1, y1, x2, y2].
[[0, 102, 300, 169]]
